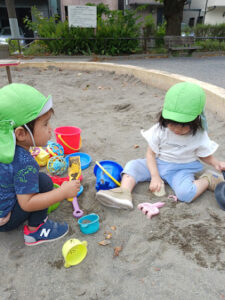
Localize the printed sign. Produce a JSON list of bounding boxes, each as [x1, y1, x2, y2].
[[68, 5, 97, 28]]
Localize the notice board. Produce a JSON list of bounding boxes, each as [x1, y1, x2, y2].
[[68, 5, 97, 28]]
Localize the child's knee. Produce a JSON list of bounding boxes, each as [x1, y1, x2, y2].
[[175, 185, 195, 203], [123, 160, 139, 176], [39, 172, 53, 193], [123, 159, 149, 183], [124, 159, 140, 169]]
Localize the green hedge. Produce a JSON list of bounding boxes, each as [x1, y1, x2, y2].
[[194, 23, 225, 51], [24, 5, 142, 56], [194, 23, 225, 37], [196, 39, 225, 51]]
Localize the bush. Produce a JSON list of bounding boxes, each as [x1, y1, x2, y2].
[[24, 5, 142, 56], [95, 9, 141, 55], [196, 39, 225, 51], [143, 14, 156, 37], [155, 21, 166, 48], [194, 23, 225, 37], [23, 40, 51, 56]]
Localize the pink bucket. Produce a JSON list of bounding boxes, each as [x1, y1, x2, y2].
[[54, 126, 82, 154]]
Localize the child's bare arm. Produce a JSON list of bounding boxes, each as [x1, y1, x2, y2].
[[146, 146, 163, 192], [199, 155, 225, 171], [146, 146, 159, 177], [17, 180, 80, 212]]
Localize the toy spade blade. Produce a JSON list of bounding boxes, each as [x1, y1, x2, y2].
[[68, 156, 81, 180], [68, 156, 82, 209], [214, 170, 225, 211]]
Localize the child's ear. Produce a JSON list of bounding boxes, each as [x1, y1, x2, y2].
[[14, 126, 27, 142]]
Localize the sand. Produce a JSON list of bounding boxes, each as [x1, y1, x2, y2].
[[0, 65, 225, 300]]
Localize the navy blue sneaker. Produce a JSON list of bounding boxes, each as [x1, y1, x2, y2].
[[24, 218, 69, 246]]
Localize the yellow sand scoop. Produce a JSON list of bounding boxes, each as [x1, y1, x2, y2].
[[68, 156, 83, 218], [68, 156, 81, 181]]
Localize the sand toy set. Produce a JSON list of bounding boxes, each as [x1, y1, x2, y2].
[[31, 125, 125, 268]]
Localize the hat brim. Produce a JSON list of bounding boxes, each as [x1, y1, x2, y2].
[[162, 109, 197, 123], [37, 95, 53, 118]]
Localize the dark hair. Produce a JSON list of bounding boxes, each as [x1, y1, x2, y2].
[[158, 112, 202, 135], [23, 108, 54, 134]]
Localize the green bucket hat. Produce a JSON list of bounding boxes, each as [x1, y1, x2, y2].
[[0, 83, 52, 164], [162, 82, 206, 123]]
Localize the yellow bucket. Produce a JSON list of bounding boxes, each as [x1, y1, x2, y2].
[[62, 239, 87, 268]]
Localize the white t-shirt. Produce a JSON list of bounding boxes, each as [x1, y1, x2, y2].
[[141, 123, 218, 163]]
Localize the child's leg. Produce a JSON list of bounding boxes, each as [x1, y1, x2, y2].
[[167, 168, 224, 203], [96, 159, 150, 209], [27, 172, 52, 229], [0, 172, 51, 232], [167, 170, 207, 203], [122, 158, 151, 189], [192, 177, 209, 201], [0, 201, 30, 231], [24, 172, 68, 246], [192, 170, 225, 200], [120, 174, 137, 192]]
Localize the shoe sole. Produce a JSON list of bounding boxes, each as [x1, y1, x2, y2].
[[24, 228, 69, 246], [96, 191, 133, 210]]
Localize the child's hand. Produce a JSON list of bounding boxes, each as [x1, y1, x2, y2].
[[60, 180, 81, 199], [0, 212, 11, 226], [215, 161, 225, 172], [149, 176, 164, 192]]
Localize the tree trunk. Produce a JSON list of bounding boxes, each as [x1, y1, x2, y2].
[[164, 0, 186, 36]]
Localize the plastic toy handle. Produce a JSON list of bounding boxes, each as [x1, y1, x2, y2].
[[64, 262, 71, 268], [95, 161, 121, 187], [46, 146, 56, 157], [82, 241, 88, 247], [58, 135, 82, 152], [222, 170, 225, 180], [154, 202, 165, 208], [81, 224, 89, 228], [72, 197, 84, 218]]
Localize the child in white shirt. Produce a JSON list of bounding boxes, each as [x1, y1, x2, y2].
[[96, 82, 225, 209]]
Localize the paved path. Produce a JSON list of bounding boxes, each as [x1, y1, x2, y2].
[[109, 55, 225, 89]]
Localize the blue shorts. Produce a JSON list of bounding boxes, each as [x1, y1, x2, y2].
[[123, 158, 203, 203]]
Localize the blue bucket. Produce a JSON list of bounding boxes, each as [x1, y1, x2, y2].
[[93, 160, 123, 191], [78, 213, 100, 234]]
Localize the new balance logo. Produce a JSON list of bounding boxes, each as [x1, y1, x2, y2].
[[40, 228, 51, 238]]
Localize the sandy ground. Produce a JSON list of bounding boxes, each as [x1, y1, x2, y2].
[[0, 65, 225, 300]]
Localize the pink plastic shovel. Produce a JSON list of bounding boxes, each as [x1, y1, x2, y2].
[[137, 202, 165, 219]]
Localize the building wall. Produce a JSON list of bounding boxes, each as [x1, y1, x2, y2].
[[136, 8, 157, 28], [60, 0, 118, 21], [208, 0, 225, 6], [205, 7, 225, 24], [127, 1, 163, 29], [183, 0, 205, 26], [183, 0, 225, 26]]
